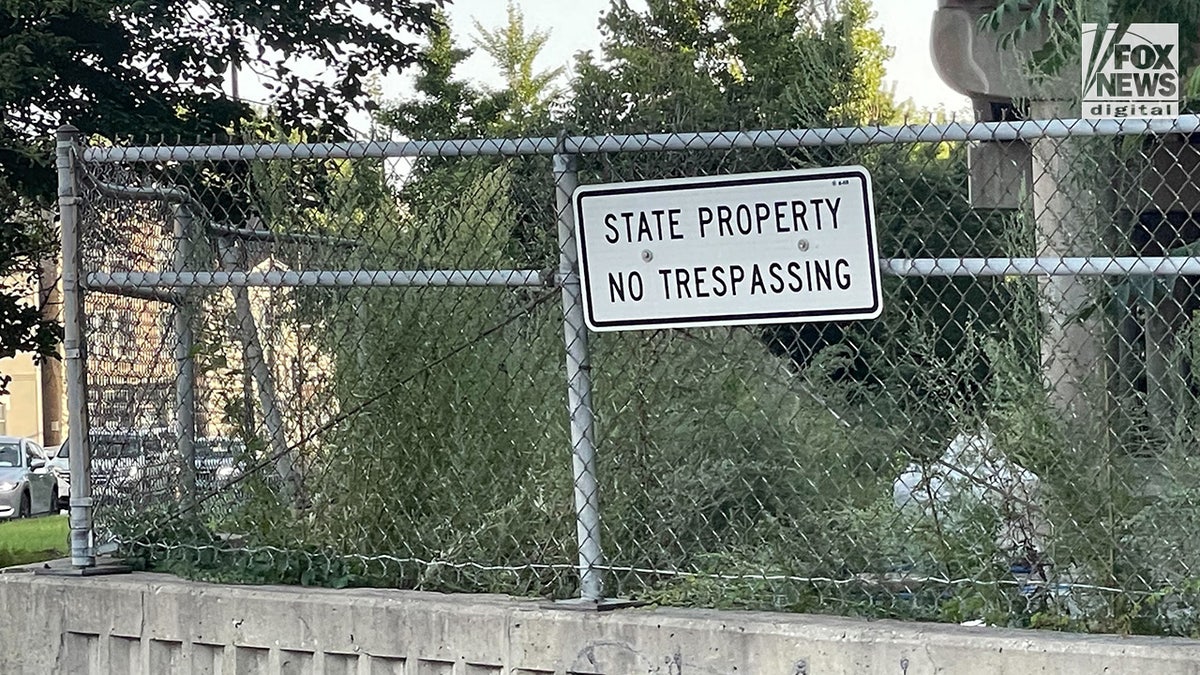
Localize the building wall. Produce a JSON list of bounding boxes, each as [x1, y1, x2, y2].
[[0, 352, 42, 444], [0, 269, 50, 445]]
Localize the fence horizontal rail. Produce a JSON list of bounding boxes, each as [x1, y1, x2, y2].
[[85, 269, 551, 289], [84, 283, 184, 304], [881, 256, 1200, 277], [89, 176, 191, 202], [87, 257, 1200, 291], [81, 115, 1200, 163]]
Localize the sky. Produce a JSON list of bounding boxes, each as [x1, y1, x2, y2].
[[236, 0, 971, 135]]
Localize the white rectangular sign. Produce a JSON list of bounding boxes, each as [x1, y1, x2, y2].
[[573, 167, 882, 332]]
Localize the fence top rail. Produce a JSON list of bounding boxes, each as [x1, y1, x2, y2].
[[79, 115, 1200, 164]]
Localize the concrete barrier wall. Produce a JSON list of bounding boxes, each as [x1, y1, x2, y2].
[[4, 567, 1200, 674]]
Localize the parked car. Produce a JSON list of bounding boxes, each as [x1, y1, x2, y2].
[[194, 437, 248, 491], [54, 429, 249, 506], [0, 436, 57, 519], [46, 440, 69, 510], [88, 427, 179, 501]]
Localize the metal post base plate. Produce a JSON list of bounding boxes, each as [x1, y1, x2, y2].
[[546, 597, 647, 612], [29, 557, 132, 577]]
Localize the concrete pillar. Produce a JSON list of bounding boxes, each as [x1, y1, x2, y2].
[[932, 3, 1107, 422], [1028, 100, 1108, 422]]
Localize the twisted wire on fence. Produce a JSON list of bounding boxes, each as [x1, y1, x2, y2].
[[69, 115, 1200, 635]]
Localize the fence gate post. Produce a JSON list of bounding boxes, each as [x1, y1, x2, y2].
[[56, 125, 95, 569], [553, 151, 606, 603]]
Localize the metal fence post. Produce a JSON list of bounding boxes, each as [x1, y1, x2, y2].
[[553, 151, 606, 603], [173, 203, 197, 507], [217, 236, 297, 503], [56, 125, 95, 569]]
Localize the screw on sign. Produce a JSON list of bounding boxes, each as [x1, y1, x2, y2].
[[572, 167, 883, 332]]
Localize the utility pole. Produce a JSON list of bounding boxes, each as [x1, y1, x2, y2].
[[230, 54, 239, 102], [229, 35, 241, 138]]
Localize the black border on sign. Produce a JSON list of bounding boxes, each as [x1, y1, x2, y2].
[[573, 168, 881, 331]]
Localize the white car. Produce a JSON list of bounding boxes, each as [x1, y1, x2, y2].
[[195, 437, 247, 490], [0, 436, 58, 519], [45, 440, 69, 510], [89, 428, 179, 503]]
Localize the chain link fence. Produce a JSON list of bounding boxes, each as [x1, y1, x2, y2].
[[57, 115, 1200, 635]]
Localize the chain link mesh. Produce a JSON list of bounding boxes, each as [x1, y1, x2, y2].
[[73, 118, 1200, 635]]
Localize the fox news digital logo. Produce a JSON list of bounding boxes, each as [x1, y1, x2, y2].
[[1082, 23, 1179, 119]]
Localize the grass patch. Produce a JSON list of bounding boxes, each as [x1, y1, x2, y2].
[[0, 515, 68, 567]]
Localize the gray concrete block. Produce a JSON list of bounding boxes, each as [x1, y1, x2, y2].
[[4, 570, 1200, 674]]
